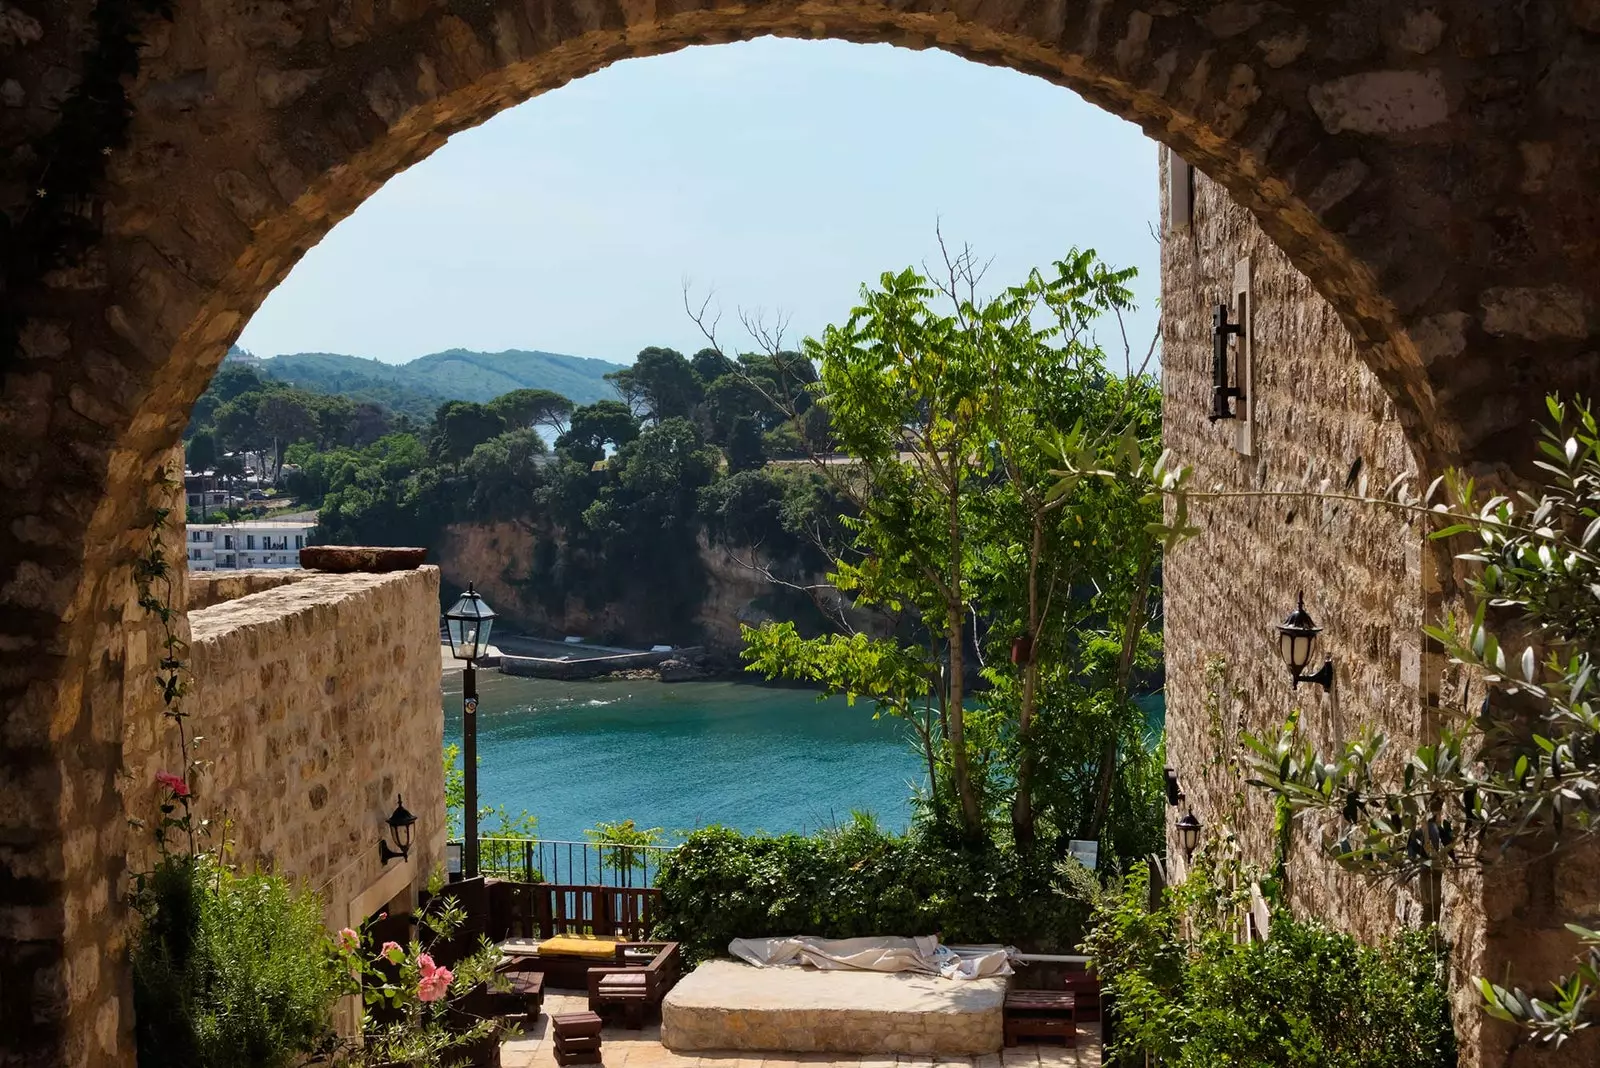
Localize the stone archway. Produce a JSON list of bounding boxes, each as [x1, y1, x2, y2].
[[3, 2, 1600, 1065]]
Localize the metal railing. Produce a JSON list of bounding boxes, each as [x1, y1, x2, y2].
[[469, 837, 677, 887]]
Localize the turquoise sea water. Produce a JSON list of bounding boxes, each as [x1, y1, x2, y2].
[[441, 673, 924, 843]]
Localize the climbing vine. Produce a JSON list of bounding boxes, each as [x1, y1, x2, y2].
[[133, 464, 200, 853], [1, 0, 172, 368]]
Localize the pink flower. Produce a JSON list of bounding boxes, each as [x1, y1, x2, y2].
[[155, 771, 190, 798], [416, 952, 437, 977], [336, 927, 359, 951], [381, 941, 404, 964], [417, 965, 454, 1002]]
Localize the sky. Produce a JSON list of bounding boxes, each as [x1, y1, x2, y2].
[[236, 37, 1162, 369]]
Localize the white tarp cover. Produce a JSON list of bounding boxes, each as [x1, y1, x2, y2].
[[728, 935, 1014, 980]]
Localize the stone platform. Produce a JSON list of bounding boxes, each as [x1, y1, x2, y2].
[[661, 961, 1007, 1056]]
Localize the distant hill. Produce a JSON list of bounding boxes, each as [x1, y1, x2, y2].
[[249, 348, 627, 414]]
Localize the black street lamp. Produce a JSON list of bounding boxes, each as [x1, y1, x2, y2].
[[444, 583, 496, 879]]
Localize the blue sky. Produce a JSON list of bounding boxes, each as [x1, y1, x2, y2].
[[236, 38, 1161, 368]]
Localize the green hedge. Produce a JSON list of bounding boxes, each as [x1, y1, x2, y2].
[[652, 820, 1097, 962], [1086, 861, 1457, 1068]]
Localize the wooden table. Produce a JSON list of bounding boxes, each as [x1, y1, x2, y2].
[[551, 1010, 604, 1066], [1003, 990, 1077, 1047], [502, 969, 544, 1019]]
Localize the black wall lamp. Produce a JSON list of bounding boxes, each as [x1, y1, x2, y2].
[[1176, 810, 1203, 861], [1209, 302, 1245, 421], [1163, 767, 1181, 807], [378, 795, 417, 864], [1277, 592, 1335, 691]]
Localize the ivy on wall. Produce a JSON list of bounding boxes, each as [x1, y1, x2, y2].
[[1, 0, 172, 369]]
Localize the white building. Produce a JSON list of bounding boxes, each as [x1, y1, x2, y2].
[[186, 518, 317, 571]]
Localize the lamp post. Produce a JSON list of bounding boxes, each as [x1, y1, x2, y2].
[[444, 583, 496, 879]]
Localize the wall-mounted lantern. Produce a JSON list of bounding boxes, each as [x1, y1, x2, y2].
[[1164, 767, 1181, 807], [1276, 592, 1335, 691], [1209, 302, 1245, 422], [1176, 810, 1203, 861], [378, 795, 417, 864]]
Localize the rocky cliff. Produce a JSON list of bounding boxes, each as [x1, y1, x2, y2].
[[436, 521, 828, 658]]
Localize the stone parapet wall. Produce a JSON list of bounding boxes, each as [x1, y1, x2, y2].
[[185, 568, 311, 610], [123, 567, 445, 928]]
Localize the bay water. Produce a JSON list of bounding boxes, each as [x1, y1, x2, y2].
[[441, 672, 924, 844]]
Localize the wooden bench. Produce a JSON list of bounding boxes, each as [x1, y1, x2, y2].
[[1003, 990, 1077, 1047], [587, 941, 682, 1028]]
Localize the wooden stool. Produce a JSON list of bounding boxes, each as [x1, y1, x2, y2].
[[1003, 990, 1077, 1047], [551, 1010, 604, 1066]]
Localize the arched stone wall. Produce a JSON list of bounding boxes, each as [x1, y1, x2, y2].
[[3, 2, 1600, 1065]]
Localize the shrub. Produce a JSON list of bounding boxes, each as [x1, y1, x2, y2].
[[653, 817, 1097, 962], [131, 856, 345, 1068], [1085, 859, 1457, 1068]]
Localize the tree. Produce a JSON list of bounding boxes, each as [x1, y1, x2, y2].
[[556, 400, 640, 466], [742, 249, 1161, 848], [186, 430, 217, 474], [257, 391, 319, 483], [606, 347, 702, 423], [691, 347, 735, 383], [725, 415, 766, 473], [429, 401, 505, 467], [488, 388, 573, 442], [464, 428, 547, 517]]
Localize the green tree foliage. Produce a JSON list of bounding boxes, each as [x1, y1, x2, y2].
[[429, 400, 506, 467], [185, 430, 216, 473], [186, 365, 402, 485], [691, 346, 735, 382], [556, 399, 641, 465], [654, 820, 1099, 963], [725, 414, 766, 473], [605, 346, 703, 422], [463, 428, 547, 516], [487, 387, 573, 441], [742, 249, 1163, 857], [131, 857, 346, 1068], [1086, 858, 1456, 1068]]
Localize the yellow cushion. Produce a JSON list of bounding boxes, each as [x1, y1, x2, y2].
[[538, 934, 626, 959]]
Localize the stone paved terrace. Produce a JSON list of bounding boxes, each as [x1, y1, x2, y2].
[[502, 994, 1101, 1068]]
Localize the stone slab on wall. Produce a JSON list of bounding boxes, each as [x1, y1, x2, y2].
[[124, 567, 445, 928]]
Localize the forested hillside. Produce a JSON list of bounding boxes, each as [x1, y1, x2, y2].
[[240, 347, 626, 411], [186, 346, 845, 644]]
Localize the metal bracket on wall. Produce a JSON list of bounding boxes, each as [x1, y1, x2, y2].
[[1231, 256, 1255, 456]]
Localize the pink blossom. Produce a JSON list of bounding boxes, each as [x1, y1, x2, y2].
[[381, 941, 404, 964], [416, 952, 437, 977], [417, 965, 454, 1002], [155, 771, 190, 798], [336, 927, 359, 951]]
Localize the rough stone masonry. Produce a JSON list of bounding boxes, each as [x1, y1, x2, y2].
[[3, 2, 1600, 1067]]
